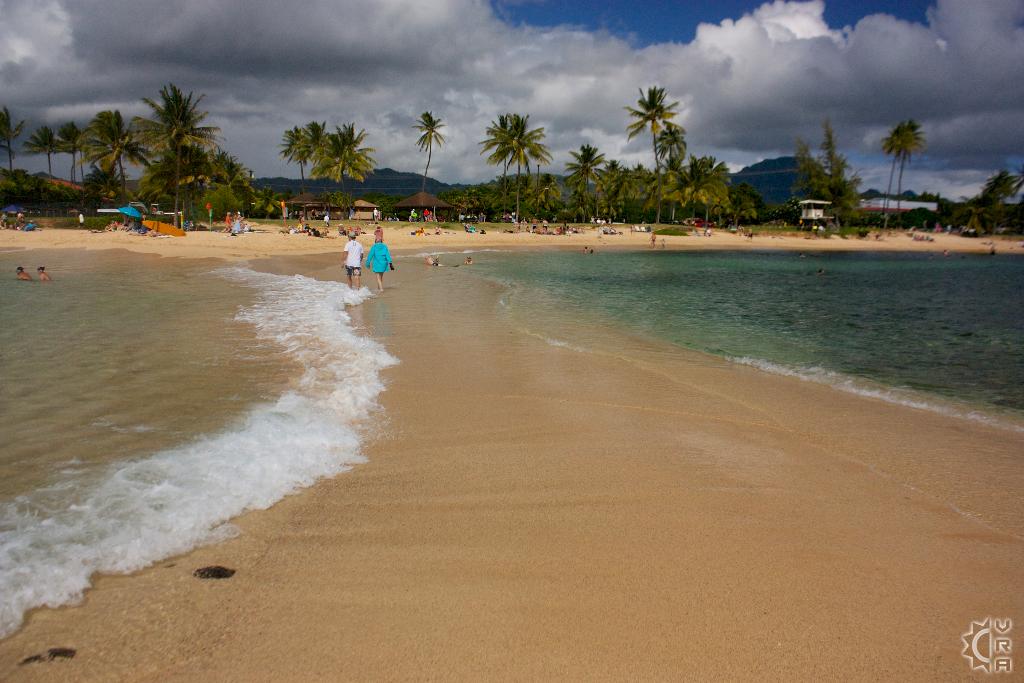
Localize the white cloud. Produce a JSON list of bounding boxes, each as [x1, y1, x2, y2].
[[1, 0, 1022, 199]]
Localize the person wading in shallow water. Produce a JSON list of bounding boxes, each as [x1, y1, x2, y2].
[[16, 266, 32, 281], [343, 232, 364, 289], [36, 266, 51, 281], [364, 236, 394, 293]]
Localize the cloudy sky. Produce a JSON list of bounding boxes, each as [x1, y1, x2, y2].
[[2, 0, 1022, 199]]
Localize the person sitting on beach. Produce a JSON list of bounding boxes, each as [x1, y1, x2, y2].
[[37, 266, 52, 281], [16, 266, 32, 281]]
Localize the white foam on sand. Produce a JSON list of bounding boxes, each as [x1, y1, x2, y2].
[[0, 268, 396, 638], [730, 356, 1024, 433]]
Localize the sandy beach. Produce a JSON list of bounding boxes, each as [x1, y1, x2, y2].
[[1, 223, 1018, 262], [1, 239, 1022, 681]]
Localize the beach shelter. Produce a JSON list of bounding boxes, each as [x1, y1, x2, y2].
[[2, 204, 26, 213], [352, 199, 378, 221], [394, 192, 453, 221], [285, 192, 343, 219]]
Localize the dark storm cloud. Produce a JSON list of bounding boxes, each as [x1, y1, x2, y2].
[[2, 0, 1022, 196]]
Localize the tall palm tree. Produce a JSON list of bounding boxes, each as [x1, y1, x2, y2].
[[504, 113, 551, 221], [679, 155, 730, 224], [24, 126, 59, 177], [133, 83, 220, 227], [83, 110, 147, 204], [597, 160, 631, 221], [881, 120, 926, 228], [626, 86, 679, 225], [480, 113, 514, 216], [655, 123, 687, 165], [303, 120, 328, 178], [0, 107, 26, 172], [414, 111, 446, 193], [565, 143, 606, 221], [280, 126, 310, 193], [311, 123, 375, 195], [57, 122, 86, 183]]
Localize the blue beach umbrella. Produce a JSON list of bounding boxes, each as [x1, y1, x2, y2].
[[2, 204, 25, 213], [118, 205, 142, 219]]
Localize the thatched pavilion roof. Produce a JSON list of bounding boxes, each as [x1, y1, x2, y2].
[[353, 199, 379, 208], [394, 192, 452, 210]]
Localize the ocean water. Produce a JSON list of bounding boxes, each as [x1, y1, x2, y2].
[[474, 249, 1024, 426], [0, 250, 394, 638]]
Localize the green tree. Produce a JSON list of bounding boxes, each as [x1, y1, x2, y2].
[[597, 160, 638, 222], [280, 126, 310, 193], [311, 123, 375, 195], [506, 114, 551, 221], [565, 143, 605, 221], [83, 110, 148, 204], [133, 84, 220, 227], [57, 122, 86, 184], [414, 111, 446, 193], [480, 113, 513, 216], [678, 155, 730, 224], [727, 182, 764, 226], [655, 123, 687, 165], [0, 107, 26, 172], [303, 121, 328, 178], [795, 120, 861, 226], [881, 119, 926, 228], [24, 126, 59, 177], [626, 86, 680, 225]]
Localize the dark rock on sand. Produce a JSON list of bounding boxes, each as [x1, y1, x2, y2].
[[19, 647, 76, 665], [193, 566, 235, 579]]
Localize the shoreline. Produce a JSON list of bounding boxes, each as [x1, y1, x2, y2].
[[1, 248, 1021, 679], [2, 224, 1020, 264]]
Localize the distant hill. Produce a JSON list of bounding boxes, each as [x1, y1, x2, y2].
[[729, 156, 801, 205], [253, 168, 462, 198]]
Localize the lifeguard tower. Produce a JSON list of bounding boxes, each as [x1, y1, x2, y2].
[[799, 199, 831, 227]]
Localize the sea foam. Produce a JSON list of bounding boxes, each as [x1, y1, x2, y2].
[[730, 356, 1024, 433], [0, 268, 396, 638]]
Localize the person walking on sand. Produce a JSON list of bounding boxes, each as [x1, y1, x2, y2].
[[36, 266, 51, 281], [343, 232, 364, 289], [16, 266, 32, 281], [365, 236, 394, 292]]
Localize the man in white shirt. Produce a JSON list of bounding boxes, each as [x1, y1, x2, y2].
[[343, 232, 364, 289]]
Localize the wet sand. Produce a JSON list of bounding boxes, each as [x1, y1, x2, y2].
[[1, 222, 1018, 263], [1, 252, 1021, 681]]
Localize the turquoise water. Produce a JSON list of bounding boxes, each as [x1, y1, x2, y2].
[[475, 249, 1024, 418]]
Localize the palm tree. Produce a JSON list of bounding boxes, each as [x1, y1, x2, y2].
[[626, 87, 680, 225], [597, 160, 631, 221], [480, 114, 514, 217], [414, 111, 446, 193], [565, 143, 606, 221], [280, 126, 310, 193], [303, 120, 328, 177], [133, 83, 220, 227], [881, 120, 926, 228], [655, 123, 687, 165], [0, 107, 26, 172], [679, 155, 730, 224], [311, 123, 375, 196], [505, 113, 551, 221], [533, 173, 562, 216], [24, 126, 59, 177], [57, 122, 86, 183], [83, 110, 147, 204]]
